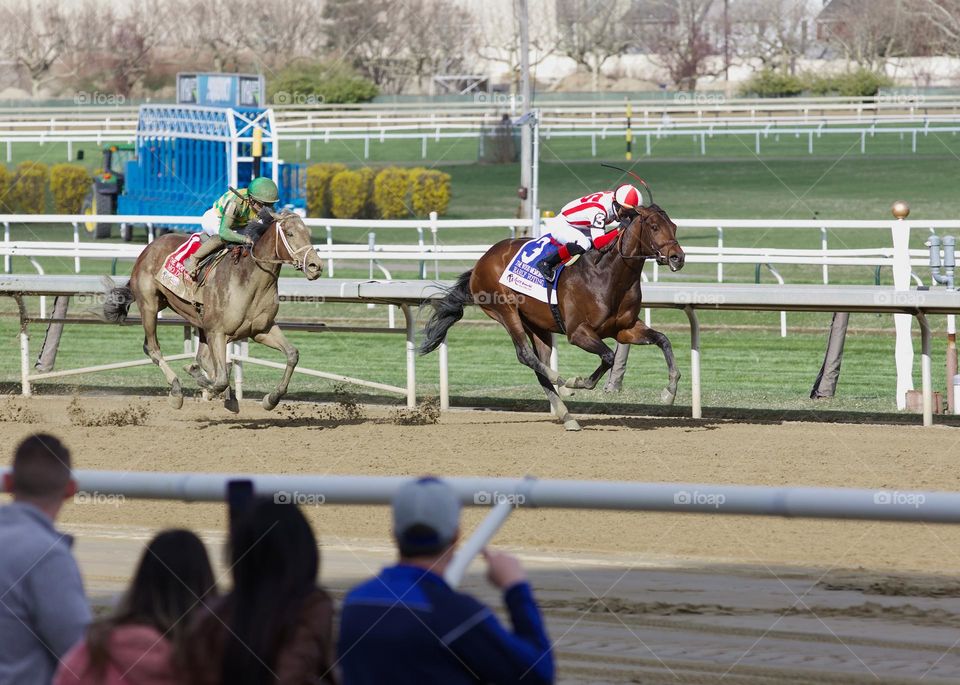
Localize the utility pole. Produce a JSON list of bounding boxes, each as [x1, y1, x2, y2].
[[723, 0, 730, 85], [518, 0, 532, 231]]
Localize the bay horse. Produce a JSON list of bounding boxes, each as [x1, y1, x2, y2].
[[102, 210, 323, 411], [420, 204, 685, 430]]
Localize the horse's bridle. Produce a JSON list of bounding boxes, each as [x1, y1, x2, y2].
[[249, 217, 315, 272], [615, 212, 680, 269]]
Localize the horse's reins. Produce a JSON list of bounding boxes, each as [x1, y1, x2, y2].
[[248, 218, 314, 271]]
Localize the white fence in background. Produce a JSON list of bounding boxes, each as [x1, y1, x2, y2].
[[4, 95, 960, 160]]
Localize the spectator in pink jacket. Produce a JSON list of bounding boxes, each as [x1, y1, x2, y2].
[[54, 529, 216, 685]]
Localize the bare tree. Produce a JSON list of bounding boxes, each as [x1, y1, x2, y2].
[[403, 0, 478, 94], [172, 0, 254, 72], [817, 0, 926, 69], [731, 0, 818, 73], [474, 0, 558, 95], [100, 0, 175, 97], [0, 0, 85, 96], [555, 0, 634, 90], [244, 0, 327, 73], [908, 0, 960, 55], [645, 0, 721, 91], [322, 0, 411, 92]]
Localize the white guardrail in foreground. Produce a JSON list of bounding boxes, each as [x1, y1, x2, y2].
[[3, 471, 958, 586], [3, 276, 960, 426]]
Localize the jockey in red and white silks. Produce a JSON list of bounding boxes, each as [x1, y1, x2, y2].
[[537, 184, 643, 281]]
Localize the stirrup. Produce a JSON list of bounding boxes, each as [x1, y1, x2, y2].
[[537, 260, 556, 281]]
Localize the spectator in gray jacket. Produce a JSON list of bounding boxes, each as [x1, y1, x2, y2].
[[0, 434, 91, 685]]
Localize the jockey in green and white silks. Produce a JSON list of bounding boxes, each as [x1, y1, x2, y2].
[[184, 176, 280, 277]]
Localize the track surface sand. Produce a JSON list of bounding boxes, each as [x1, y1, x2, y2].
[[3, 396, 960, 683]]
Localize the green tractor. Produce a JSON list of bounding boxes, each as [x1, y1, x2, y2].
[[83, 144, 135, 239]]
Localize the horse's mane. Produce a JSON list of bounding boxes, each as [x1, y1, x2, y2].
[[238, 209, 297, 242]]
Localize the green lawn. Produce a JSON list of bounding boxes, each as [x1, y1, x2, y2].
[[2, 140, 959, 417]]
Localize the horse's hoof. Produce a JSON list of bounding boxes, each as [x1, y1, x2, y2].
[[563, 419, 581, 431], [223, 393, 239, 413], [603, 383, 622, 394], [168, 380, 183, 409], [661, 388, 677, 405], [262, 394, 279, 411], [557, 385, 575, 397], [563, 377, 580, 389]]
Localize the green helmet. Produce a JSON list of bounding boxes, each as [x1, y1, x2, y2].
[[247, 177, 279, 204]]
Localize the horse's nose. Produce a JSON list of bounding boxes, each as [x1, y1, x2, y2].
[[669, 252, 684, 272]]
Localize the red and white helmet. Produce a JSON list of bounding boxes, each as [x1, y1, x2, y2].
[[614, 184, 642, 209]]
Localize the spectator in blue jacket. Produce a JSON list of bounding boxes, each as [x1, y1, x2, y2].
[[337, 476, 554, 685], [0, 434, 91, 685]]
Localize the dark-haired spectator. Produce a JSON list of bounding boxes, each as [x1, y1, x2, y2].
[[0, 434, 90, 685], [186, 498, 338, 685], [54, 529, 216, 685], [337, 477, 554, 685]]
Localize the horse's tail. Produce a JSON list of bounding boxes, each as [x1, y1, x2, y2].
[[103, 282, 134, 323], [420, 270, 473, 355]]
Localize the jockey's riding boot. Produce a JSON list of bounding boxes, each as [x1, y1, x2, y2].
[[538, 242, 586, 281], [184, 236, 224, 279], [537, 252, 563, 281]]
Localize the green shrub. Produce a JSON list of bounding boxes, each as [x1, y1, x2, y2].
[[305, 163, 346, 216], [808, 68, 893, 97], [739, 69, 805, 98], [268, 61, 379, 105], [409, 168, 451, 217], [329, 170, 369, 218], [11, 162, 49, 214], [0, 165, 11, 212], [357, 167, 376, 218], [373, 167, 412, 219], [49, 164, 91, 214]]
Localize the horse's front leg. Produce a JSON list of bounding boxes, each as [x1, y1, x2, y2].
[[563, 324, 616, 390], [616, 321, 681, 405], [253, 324, 298, 411], [602, 343, 631, 393]]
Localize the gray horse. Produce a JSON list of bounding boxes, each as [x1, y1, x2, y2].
[[104, 211, 322, 411]]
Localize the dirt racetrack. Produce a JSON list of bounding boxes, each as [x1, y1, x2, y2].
[[4, 395, 960, 682]]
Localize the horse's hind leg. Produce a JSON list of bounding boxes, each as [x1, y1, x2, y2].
[[253, 324, 298, 411], [140, 300, 184, 409], [529, 328, 580, 431], [617, 322, 681, 405], [482, 305, 565, 386]]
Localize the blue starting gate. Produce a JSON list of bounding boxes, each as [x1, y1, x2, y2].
[[118, 74, 304, 230]]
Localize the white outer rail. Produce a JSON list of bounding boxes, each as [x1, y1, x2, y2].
[[2, 470, 960, 524]]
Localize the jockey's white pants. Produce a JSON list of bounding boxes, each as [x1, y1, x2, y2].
[[200, 208, 220, 236], [541, 216, 592, 250]]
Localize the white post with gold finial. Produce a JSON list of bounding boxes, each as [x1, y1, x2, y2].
[[891, 200, 914, 410]]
